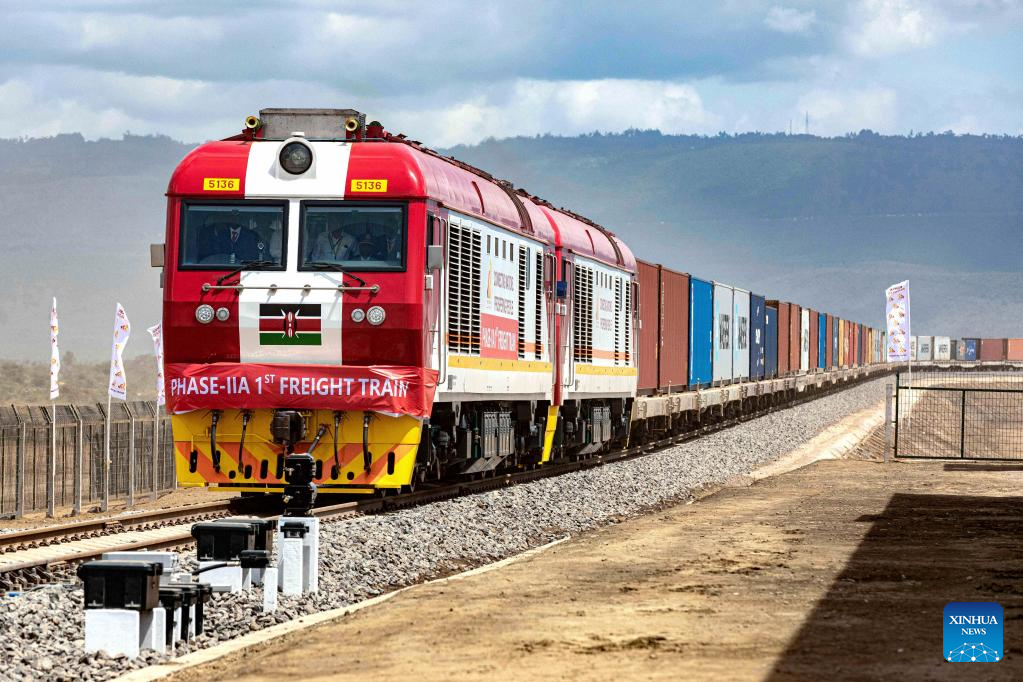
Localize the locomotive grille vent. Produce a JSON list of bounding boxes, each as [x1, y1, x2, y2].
[[534, 251, 543, 360], [623, 281, 631, 364], [447, 221, 481, 355], [573, 265, 593, 363], [517, 245, 528, 359], [614, 278, 622, 365]]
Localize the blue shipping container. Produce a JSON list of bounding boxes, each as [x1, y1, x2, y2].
[[818, 315, 827, 369], [832, 320, 839, 367], [688, 277, 714, 387], [750, 294, 766, 379], [964, 338, 978, 361], [765, 305, 778, 378]]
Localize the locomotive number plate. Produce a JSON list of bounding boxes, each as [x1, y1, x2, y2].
[[350, 179, 388, 192], [203, 177, 240, 191]]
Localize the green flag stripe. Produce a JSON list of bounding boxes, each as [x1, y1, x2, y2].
[[259, 332, 322, 346]]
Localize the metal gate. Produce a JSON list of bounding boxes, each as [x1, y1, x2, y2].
[[894, 371, 1023, 460]]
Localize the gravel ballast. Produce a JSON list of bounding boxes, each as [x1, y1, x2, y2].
[[0, 378, 887, 681]]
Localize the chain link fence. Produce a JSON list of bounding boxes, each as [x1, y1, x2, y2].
[[0, 401, 175, 518], [894, 370, 1023, 460]]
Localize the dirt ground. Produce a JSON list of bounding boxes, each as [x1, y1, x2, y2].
[[0, 487, 235, 531], [172, 458, 1023, 681]]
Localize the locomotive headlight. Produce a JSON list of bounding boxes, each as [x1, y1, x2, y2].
[[195, 304, 215, 324], [215, 307, 230, 322], [279, 141, 313, 175], [366, 306, 386, 326], [350, 308, 366, 323]]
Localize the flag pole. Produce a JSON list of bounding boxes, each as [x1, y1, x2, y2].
[[48, 401, 56, 518], [103, 393, 111, 512]]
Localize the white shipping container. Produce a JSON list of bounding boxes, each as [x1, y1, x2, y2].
[[713, 282, 734, 384], [933, 335, 951, 360], [800, 309, 810, 372], [917, 335, 933, 361], [732, 288, 751, 381]]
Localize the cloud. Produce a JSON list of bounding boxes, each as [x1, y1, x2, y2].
[[796, 87, 899, 134], [844, 0, 949, 57], [396, 79, 719, 147], [765, 6, 817, 33]]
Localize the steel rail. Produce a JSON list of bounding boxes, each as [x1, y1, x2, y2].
[[0, 370, 884, 590], [0, 499, 239, 554]]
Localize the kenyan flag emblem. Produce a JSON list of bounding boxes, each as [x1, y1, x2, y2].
[[259, 303, 322, 346]]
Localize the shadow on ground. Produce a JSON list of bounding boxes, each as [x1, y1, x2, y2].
[[769, 493, 1023, 679]]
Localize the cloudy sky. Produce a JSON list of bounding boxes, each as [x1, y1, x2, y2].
[[1, 0, 1021, 146]]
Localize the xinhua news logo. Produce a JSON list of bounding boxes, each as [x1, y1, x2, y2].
[[944, 602, 1003, 662]]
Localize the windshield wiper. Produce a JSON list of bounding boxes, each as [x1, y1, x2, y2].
[[304, 261, 367, 286], [215, 259, 275, 285]]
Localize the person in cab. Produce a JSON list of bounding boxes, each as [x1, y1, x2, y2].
[[310, 215, 356, 262]]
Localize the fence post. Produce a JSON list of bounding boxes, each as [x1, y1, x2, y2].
[[102, 400, 110, 513], [893, 372, 900, 459], [149, 402, 160, 501], [884, 383, 893, 464], [14, 407, 25, 519], [127, 405, 136, 509], [73, 404, 83, 516], [46, 405, 55, 518], [960, 389, 967, 459]]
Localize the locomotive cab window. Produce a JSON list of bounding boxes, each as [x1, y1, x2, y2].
[[179, 203, 286, 269], [300, 204, 405, 271]]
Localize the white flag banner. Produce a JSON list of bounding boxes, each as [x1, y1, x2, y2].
[[49, 297, 60, 400], [147, 322, 165, 407], [108, 303, 131, 400], [885, 280, 911, 362]]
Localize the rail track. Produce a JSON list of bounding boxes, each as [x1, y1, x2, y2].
[[0, 371, 886, 591]]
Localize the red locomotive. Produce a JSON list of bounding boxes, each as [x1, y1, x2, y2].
[[161, 108, 637, 494]]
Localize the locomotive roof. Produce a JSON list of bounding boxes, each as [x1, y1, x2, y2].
[[167, 137, 635, 273]]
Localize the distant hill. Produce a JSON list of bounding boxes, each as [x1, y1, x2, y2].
[[0, 130, 1019, 369]]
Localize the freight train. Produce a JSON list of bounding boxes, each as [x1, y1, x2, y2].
[[156, 108, 891, 496]]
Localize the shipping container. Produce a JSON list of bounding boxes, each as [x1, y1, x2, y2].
[[781, 302, 792, 375], [917, 335, 932, 361], [659, 267, 690, 390], [933, 336, 951, 361], [838, 321, 847, 368], [636, 260, 661, 392], [750, 294, 766, 379], [833, 318, 840, 368], [980, 338, 1007, 362], [951, 339, 960, 360], [826, 315, 835, 368], [789, 303, 801, 373], [1008, 339, 1023, 361], [713, 283, 734, 383], [853, 323, 860, 367], [765, 303, 778, 378], [964, 338, 979, 361], [688, 277, 714, 388], [733, 288, 751, 382], [817, 313, 826, 369], [808, 310, 819, 371], [799, 309, 810, 372]]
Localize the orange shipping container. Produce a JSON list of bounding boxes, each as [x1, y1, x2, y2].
[[788, 303, 801, 373], [636, 260, 660, 392], [1008, 339, 1023, 361]]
